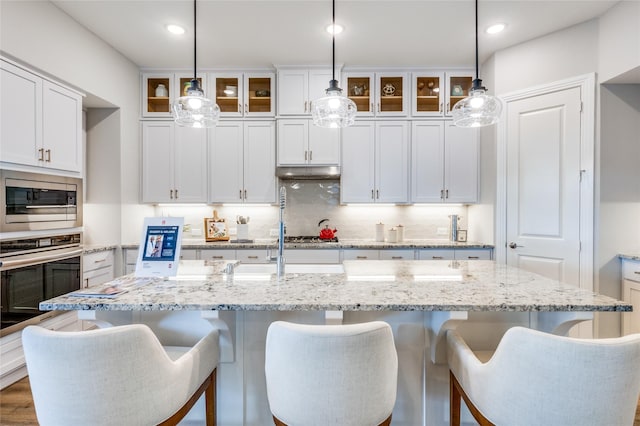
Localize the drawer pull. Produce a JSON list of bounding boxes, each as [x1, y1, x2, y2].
[[248, 256, 258, 259], [211, 256, 224, 259], [635, 271, 640, 275], [93, 259, 106, 263], [468, 256, 479, 259], [391, 256, 403, 259], [432, 256, 443, 259], [356, 256, 368, 259]]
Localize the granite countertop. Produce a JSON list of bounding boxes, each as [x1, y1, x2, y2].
[[619, 253, 640, 261], [121, 239, 495, 250], [41, 259, 630, 313]]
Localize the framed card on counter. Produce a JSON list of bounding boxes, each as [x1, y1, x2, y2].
[[135, 217, 183, 277], [204, 210, 229, 242]]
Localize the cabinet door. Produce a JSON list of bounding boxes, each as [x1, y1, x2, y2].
[[342, 249, 379, 260], [1, 61, 41, 167], [345, 73, 374, 116], [377, 73, 408, 116], [622, 279, 640, 335], [141, 121, 174, 203], [411, 121, 445, 203], [142, 73, 173, 117], [454, 249, 492, 260], [444, 124, 478, 203], [308, 69, 334, 105], [278, 69, 308, 115], [379, 249, 414, 260], [209, 122, 244, 203], [211, 73, 242, 117], [245, 73, 275, 117], [376, 121, 409, 203], [277, 119, 308, 165], [199, 249, 236, 261], [244, 121, 276, 203], [341, 122, 376, 203], [417, 249, 455, 260], [41, 81, 82, 172], [412, 72, 444, 116], [445, 71, 474, 116], [308, 125, 340, 165], [174, 125, 207, 203]]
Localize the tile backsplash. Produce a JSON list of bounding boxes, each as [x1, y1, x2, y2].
[[152, 181, 469, 242]]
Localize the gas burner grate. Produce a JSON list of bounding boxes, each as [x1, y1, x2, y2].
[[282, 235, 339, 243]]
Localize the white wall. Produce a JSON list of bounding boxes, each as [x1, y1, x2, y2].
[[0, 0, 153, 245], [598, 1, 640, 83]]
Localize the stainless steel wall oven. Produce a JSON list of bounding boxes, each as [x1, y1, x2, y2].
[[0, 233, 82, 336], [1, 170, 82, 232]]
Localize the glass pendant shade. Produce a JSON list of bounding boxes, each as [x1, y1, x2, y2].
[[311, 82, 357, 128], [172, 79, 220, 128], [451, 86, 502, 128]]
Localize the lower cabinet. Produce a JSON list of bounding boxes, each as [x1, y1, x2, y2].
[[622, 259, 640, 335], [199, 249, 236, 261], [83, 250, 115, 288], [283, 249, 341, 264], [417, 248, 492, 260], [342, 249, 379, 261]]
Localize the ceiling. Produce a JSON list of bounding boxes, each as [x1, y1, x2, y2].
[[50, 0, 619, 70]]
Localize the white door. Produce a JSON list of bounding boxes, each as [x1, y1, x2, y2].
[[173, 125, 207, 203], [506, 87, 582, 286], [141, 121, 174, 203], [341, 121, 375, 203], [277, 70, 308, 115], [243, 121, 276, 204], [209, 122, 244, 203], [444, 123, 478, 203], [308, 124, 340, 165], [277, 119, 308, 165], [411, 121, 445, 203], [42, 81, 82, 172], [375, 121, 409, 203]]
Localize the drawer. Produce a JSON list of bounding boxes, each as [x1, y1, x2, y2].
[[417, 249, 455, 260], [83, 266, 115, 288], [83, 250, 115, 272], [179, 248, 197, 260], [283, 249, 340, 264], [237, 249, 269, 264], [379, 249, 415, 260], [622, 259, 640, 282], [125, 249, 139, 265], [455, 249, 492, 260], [199, 249, 236, 261], [342, 250, 379, 261]]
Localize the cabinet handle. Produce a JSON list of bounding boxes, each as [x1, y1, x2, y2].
[[93, 259, 106, 263], [304, 101, 308, 113], [309, 151, 312, 161], [370, 103, 373, 112], [239, 189, 243, 199], [635, 271, 640, 275], [440, 189, 444, 200], [446, 102, 450, 111], [376, 189, 379, 199], [38, 148, 44, 161], [245, 103, 248, 114], [84, 278, 89, 288], [304, 151, 308, 161], [211, 256, 224, 259], [170, 189, 174, 199], [445, 189, 449, 199], [175, 189, 179, 199], [356, 256, 368, 259], [371, 189, 375, 199], [468, 256, 480, 259], [378, 103, 381, 113], [440, 103, 443, 113], [244, 189, 247, 199], [45, 149, 51, 162], [391, 256, 403, 259], [432, 256, 443, 259], [238, 103, 241, 113], [248, 256, 259, 259]]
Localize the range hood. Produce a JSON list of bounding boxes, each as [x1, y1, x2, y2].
[[276, 166, 340, 180]]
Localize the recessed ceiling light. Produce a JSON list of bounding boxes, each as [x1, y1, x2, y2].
[[326, 24, 343, 35], [166, 24, 185, 35], [486, 23, 506, 34]]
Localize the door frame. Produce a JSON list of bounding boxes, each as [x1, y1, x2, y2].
[[496, 73, 595, 293]]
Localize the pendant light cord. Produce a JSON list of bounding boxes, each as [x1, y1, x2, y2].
[[193, 0, 197, 81], [332, 0, 336, 82], [475, 0, 479, 81]]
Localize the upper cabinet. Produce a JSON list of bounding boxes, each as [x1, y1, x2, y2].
[[1, 59, 83, 174], [141, 72, 206, 118], [141, 121, 208, 203], [277, 68, 334, 116], [411, 70, 474, 117], [411, 121, 478, 203], [211, 72, 275, 117], [343, 72, 408, 117], [277, 119, 340, 166]]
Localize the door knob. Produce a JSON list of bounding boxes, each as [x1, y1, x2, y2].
[[508, 242, 522, 249]]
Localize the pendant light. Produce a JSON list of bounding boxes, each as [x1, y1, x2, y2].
[[172, 0, 219, 128], [310, 0, 357, 129], [452, 0, 502, 128]]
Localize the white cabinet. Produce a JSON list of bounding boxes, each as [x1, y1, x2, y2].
[[454, 249, 492, 260], [379, 249, 415, 260], [141, 121, 208, 203], [344, 72, 408, 117], [282, 249, 340, 264], [199, 249, 236, 261], [210, 72, 275, 117], [444, 71, 475, 116], [1, 59, 82, 173], [277, 68, 334, 115], [417, 249, 455, 260], [141, 73, 208, 118], [209, 121, 276, 204], [622, 259, 640, 335], [411, 121, 479, 203], [417, 248, 492, 260], [341, 121, 409, 204], [411, 70, 474, 117], [83, 250, 115, 288], [236, 249, 270, 264], [277, 119, 340, 166], [342, 249, 379, 261]]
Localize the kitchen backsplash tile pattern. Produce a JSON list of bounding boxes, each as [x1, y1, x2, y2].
[[152, 181, 468, 242]]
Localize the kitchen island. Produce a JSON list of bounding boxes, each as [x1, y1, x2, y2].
[[41, 260, 631, 426]]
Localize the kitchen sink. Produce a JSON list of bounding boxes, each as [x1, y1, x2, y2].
[[233, 263, 344, 275]]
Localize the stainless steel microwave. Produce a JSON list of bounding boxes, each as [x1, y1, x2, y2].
[[0, 170, 83, 232]]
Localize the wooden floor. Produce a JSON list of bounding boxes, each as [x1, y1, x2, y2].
[[1, 376, 640, 425]]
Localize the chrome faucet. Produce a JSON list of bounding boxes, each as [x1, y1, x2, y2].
[[268, 186, 287, 278]]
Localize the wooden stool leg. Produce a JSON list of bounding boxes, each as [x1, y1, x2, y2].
[[206, 369, 217, 426], [450, 370, 462, 426]]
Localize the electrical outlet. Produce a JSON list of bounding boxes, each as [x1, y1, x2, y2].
[[269, 228, 279, 237], [229, 227, 237, 235], [191, 228, 202, 237], [183, 224, 192, 233], [436, 227, 448, 236]]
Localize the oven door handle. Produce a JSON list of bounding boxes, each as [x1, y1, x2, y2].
[[24, 205, 77, 209], [0, 248, 83, 270]]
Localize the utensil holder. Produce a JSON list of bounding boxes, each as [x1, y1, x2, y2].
[[237, 224, 249, 240]]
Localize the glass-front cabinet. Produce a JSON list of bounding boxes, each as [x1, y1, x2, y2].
[[344, 72, 408, 117], [412, 72, 444, 116], [445, 71, 474, 116], [212, 72, 275, 117], [141, 73, 206, 118]]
